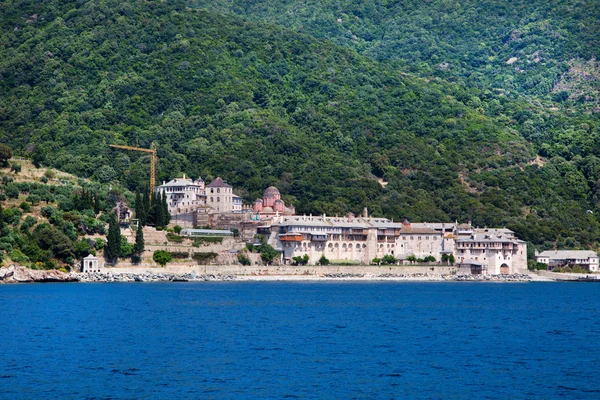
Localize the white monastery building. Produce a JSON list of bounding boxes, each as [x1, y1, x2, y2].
[[261, 211, 527, 274], [535, 250, 599, 272]]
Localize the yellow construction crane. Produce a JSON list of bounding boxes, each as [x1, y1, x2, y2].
[[109, 142, 157, 198]]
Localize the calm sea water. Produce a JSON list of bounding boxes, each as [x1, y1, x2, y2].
[[1, 282, 599, 399]]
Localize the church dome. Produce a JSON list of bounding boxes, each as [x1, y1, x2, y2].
[[263, 206, 274, 213], [263, 186, 280, 198]]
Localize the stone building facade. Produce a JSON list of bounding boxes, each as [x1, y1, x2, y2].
[[535, 250, 599, 272], [206, 177, 234, 213], [155, 175, 206, 215], [252, 186, 295, 218], [264, 215, 527, 273]]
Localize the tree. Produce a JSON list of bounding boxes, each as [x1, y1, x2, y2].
[[161, 192, 171, 226], [237, 253, 251, 265], [119, 235, 134, 257], [133, 226, 145, 255], [142, 191, 150, 226], [382, 254, 396, 265], [448, 254, 456, 264], [134, 191, 144, 224], [318, 255, 330, 265], [0, 202, 5, 236], [31, 146, 46, 168], [93, 194, 100, 215], [407, 255, 417, 263], [0, 144, 12, 167], [105, 213, 120, 262], [10, 163, 21, 174], [292, 255, 309, 266], [153, 250, 172, 266], [74, 239, 92, 258], [260, 244, 279, 265]]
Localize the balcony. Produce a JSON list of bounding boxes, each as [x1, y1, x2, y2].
[[279, 233, 303, 242]]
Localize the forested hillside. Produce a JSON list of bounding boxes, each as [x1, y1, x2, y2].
[[190, 0, 600, 108], [1, 0, 600, 252]]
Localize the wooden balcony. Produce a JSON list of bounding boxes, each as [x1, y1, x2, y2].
[[279, 233, 303, 242]]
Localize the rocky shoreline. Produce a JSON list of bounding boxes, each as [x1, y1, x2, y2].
[[0, 265, 536, 283]]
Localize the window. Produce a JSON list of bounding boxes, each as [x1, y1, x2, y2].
[[217, 188, 220, 193], [217, 197, 220, 202]]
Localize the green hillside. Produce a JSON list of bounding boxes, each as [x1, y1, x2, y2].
[[190, 0, 600, 108], [1, 0, 600, 252]]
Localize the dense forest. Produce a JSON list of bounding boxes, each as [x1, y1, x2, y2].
[[1, 0, 600, 254], [190, 0, 600, 107]]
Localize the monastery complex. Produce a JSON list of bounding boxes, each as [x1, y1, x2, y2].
[[154, 175, 532, 274], [261, 211, 528, 274]]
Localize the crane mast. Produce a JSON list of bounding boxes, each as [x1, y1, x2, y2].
[[109, 142, 157, 198]]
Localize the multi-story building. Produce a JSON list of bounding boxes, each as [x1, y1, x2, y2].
[[264, 214, 527, 273], [455, 227, 528, 274], [206, 177, 234, 213], [535, 250, 599, 272], [155, 175, 206, 215]]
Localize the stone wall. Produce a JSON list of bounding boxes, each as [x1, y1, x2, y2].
[[104, 263, 460, 276]]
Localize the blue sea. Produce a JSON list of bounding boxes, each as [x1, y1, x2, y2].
[[1, 282, 599, 399]]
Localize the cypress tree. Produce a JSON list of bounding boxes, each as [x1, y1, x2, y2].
[[133, 225, 144, 255], [106, 213, 121, 262], [155, 192, 164, 227], [134, 191, 143, 224], [161, 191, 170, 226], [142, 190, 150, 224], [147, 191, 157, 226], [94, 194, 100, 215]]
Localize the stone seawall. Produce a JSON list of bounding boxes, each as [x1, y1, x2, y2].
[[105, 264, 460, 276]]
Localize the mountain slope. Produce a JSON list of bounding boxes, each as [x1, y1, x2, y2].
[[190, 0, 600, 107], [1, 0, 599, 250]]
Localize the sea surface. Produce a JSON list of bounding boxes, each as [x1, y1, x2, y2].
[[1, 282, 599, 399]]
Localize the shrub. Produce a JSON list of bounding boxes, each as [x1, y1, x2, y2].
[[10, 163, 21, 174], [95, 238, 106, 250], [44, 169, 56, 179], [169, 251, 190, 259], [153, 250, 172, 266], [166, 232, 183, 243], [19, 202, 31, 212], [381, 254, 397, 265], [237, 253, 251, 265], [192, 252, 218, 264], [173, 225, 182, 234], [131, 254, 141, 264], [40, 176, 48, 184], [318, 255, 330, 265], [193, 236, 223, 245], [9, 249, 29, 263]]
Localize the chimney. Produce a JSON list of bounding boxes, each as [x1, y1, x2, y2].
[[363, 207, 368, 218]]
